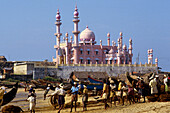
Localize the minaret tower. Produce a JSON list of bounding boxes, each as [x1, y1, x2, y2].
[[155, 58, 158, 67], [72, 5, 80, 64], [117, 38, 121, 64], [107, 33, 110, 46], [129, 38, 133, 64], [120, 32, 123, 51], [54, 9, 62, 64], [148, 49, 153, 64], [55, 9, 62, 47]]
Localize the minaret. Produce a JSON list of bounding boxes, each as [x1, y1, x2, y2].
[[54, 9, 62, 64], [65, 32, 69, 64], [148, 49, 153, 64], [117, 38, 121, 64], [55, 9, 62, 47], [128, 38, 133, 64], [107, 33, 110, 46], [155, 58, 158, 67], [72, 5, 80, 64], [123, 44, 127, 64], [72, 5, 80, 46], [120, 32, 123, 51]]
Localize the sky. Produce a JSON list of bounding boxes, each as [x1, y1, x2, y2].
[[0, 0, 170, 72]]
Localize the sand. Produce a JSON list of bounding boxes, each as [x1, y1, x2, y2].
[[1, 88, 170, 113]]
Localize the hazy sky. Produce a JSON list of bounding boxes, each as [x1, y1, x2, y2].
[[0, 0, 170, 71]]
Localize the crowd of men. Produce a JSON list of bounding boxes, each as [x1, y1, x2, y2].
[[6, 72, 169, 113]]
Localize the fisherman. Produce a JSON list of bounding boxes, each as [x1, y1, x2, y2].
[[109, 80, 116, 107], [56, 83, 66, 113], [136, 77, 141, 102], [32, 90, 36, 105], [121, 83, 128, 105], [117, 79, 123, 104], [49, 83, 60, 109], [27, 93, 36, 113], [155, 75, 162, 95], [149, 76, 158, 95], [44, 84, 51, 100], [101, 79, 109, 109], [127, 85, 135, 104], [138, 78, 146, 103], [29, 85, 34, 93], [163, 74, 169, 95], [78, 81, 83, 95], [25, 81, 28, 92], [118, 79, 123, 91], [70, 82, 80, 112], [92, 87, 97, 96], [82, 85, 88, 111]]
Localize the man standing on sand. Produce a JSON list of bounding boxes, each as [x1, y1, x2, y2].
[[110, 80, 116, 107], [44, 84, 51, 100], [27, 93, 36, 113], [149, 76, 158, 95], [101, 79, 109, 109], [57, 83, 66, 113], [82, 85, 88, 111], [70, 82, 80, 112]]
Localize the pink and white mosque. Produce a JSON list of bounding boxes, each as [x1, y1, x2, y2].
[[53, 6, 158, 66]]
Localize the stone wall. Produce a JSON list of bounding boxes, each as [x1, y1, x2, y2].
[[33, 64, 158, 79]]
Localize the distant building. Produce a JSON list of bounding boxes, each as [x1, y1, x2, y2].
[[53, 6, 133, 65], [14, 62, 34, 75]]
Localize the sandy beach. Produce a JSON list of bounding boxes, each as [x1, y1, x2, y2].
[[1, 88, 170, 113]]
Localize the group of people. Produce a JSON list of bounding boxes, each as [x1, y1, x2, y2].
[[46, 82, 88, 113], [101, 78, 134, 109], [25, 73, 169, 113], [149, 74, 170, 95]]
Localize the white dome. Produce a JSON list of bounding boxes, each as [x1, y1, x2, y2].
[[80, 26, 95, 41]]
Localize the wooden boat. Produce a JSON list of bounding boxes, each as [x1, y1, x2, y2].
[[1, 82, 18, 106], [88, 76, 103, 84]]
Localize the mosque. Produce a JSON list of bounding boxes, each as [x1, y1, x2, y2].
[[52, 5, 156, 66]]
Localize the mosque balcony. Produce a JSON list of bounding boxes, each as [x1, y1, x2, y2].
[[72, 31, 80, 34], [54, 45, 59, 49]]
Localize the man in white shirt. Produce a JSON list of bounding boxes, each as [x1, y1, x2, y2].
[[27, 93, 36, 113]]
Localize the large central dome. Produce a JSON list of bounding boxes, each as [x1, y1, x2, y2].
[[80, 26, 95, 41]]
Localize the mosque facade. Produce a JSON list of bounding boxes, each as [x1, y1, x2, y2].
[[53, 6, 138, 65]]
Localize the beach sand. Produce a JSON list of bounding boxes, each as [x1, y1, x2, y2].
[[1, 88, 170, 113]]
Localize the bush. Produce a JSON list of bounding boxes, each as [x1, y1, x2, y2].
[[7, 78, 20, 82], [43, 76, 59, 82]]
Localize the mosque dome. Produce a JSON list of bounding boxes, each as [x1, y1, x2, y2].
[[80, 26, 95, 41]]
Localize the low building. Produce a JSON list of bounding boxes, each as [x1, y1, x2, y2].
[[14, 62, 34, 75]]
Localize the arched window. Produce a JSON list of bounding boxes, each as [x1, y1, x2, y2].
[[95, 49, 99, 55], [80, 57, 83, 63], [87, 58, 90, 64], [87, 49, 90, 54], [95, 58, 99, 64], [80, 48, 83, 54]]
